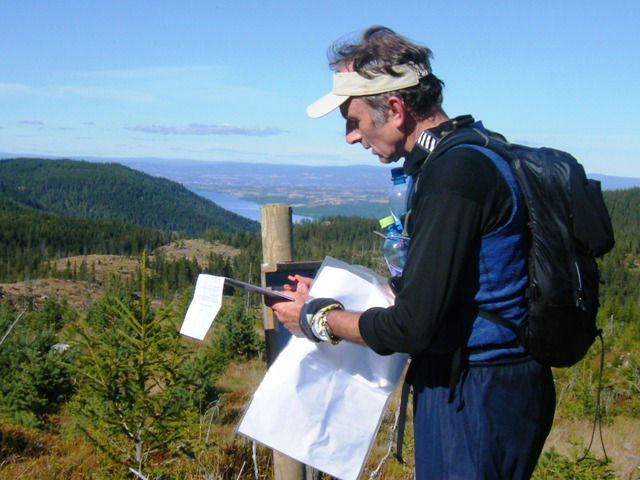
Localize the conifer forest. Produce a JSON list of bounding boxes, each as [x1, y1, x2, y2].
[[0, 159, 639, 479]]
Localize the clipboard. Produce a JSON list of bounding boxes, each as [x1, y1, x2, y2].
[[224, 277, 293, 301]]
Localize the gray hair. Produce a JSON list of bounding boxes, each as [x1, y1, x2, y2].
[[329, 26, 445, 125]]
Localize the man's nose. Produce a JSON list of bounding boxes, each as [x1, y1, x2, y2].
[[345, 128, 361, 145]]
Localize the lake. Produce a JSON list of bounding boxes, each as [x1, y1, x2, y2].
[[192, 189, 311, 223]]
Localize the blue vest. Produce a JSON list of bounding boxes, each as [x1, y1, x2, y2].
[[405, 122, 529, 362], [460, 143, 528, 362]]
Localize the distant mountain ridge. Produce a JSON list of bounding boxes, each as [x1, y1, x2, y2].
[[1, 153, 637, 192], [590, 174, 640, 191], [1, 153, 638, 222], [0, 158, 259, 234], [121, 158, 638, 192]]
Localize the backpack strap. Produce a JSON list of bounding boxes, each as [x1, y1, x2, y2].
[[408, 125, 513, 211], [437, 120, 522, 170], [394, 376, 411, 462], [426, 126, 527, 333], [477, 308, 520, 337]]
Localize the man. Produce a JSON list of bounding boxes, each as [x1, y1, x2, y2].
[[270, 26, 555, 479]]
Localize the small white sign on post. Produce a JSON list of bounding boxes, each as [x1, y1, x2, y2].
[[180, 274, 291, 341], [179, 274, 225, 340]]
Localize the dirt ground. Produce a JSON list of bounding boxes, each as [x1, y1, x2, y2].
[[545, 416, 640, 478], [0, 278, 103, 312], [154, 238, 241, 266]]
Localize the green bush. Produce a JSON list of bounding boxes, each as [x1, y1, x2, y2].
[[532, 448, 615, 479], [0, 298, 76, 429], [216, 298, 262, 361]]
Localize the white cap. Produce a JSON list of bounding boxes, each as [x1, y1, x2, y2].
[[306, 63, 429, 118]]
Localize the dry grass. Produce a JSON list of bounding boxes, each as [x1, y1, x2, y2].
[[155, 238, 241, 267], [0, 278, 103, 312], [216, 358, 266, 394], [0, 424, 102, 480]]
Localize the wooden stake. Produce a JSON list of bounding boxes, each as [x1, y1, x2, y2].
[[260, 203, 306, 480]]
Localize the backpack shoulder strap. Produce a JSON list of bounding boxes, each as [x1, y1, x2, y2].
[[408, 125, 513, 216], [425, 128, 526, 339], [431, 125, 512, 163]]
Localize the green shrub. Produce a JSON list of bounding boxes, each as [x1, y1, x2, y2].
[[0, 298, 75, 428], [216, 298, 262, 361], [532, 448, 615, 479]]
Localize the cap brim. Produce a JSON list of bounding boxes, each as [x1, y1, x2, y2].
[[306, 92, 349, 118]]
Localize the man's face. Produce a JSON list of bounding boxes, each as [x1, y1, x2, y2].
[[340, 97, 404, 164]]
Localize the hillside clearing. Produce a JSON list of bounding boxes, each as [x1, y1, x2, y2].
[[0, 278, 102, 311], [154, 238, 241, 266], [0, 239, 240, 311]]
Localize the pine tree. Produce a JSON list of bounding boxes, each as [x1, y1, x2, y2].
[[217, 297, 262, 361], [67, 256, 197, 475], [0, 298, 75, 428]]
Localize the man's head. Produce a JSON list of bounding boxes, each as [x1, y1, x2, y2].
[[307, 26, 446, 163], [306, 26, 445, 123]]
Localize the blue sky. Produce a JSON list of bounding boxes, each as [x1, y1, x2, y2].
[[1, 0, 638, 176]]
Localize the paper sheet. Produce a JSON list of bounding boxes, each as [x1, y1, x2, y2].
[[237, 257, 408, 480], [179, 274, 224, 340], [180, 274, 293, 341]]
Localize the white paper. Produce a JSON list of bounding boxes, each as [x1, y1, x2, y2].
[[237, 258, 408, 480], [179, 274, 224, 340]]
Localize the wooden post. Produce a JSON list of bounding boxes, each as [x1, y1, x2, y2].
[[261, 203, 294, 268], [260, 203, 305, 480]]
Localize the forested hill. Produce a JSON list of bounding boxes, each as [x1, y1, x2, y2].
[[0, 158, 258, 235], [600, 187, 640, 300]]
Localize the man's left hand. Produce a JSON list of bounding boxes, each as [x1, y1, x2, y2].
[[265, 275, 312, 337]]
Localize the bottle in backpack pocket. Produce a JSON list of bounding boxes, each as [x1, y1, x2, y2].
[[379, 215, 408, 277]]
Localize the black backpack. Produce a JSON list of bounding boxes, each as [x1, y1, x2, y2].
[[395, 121, 616, 464], [431, 124, 615, 367]]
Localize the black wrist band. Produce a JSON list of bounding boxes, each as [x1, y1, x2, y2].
[[299, 297, 344, 342]]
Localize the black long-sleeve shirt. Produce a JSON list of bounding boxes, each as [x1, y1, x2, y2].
[[359, 117, 513, 355]]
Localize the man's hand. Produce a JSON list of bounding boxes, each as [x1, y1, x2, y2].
[[266, 274, 366, 346], [282, 274, 313, 293], [266, 275, 313, 337]]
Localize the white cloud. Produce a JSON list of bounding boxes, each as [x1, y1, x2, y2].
[[127, 123, 286, 136], [0, 81, 154, 103], [53, 85, 155, 103], [0, 83, 36, 96], [79, 65, 226, 80]]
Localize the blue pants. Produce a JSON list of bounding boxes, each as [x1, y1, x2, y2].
[[412, 355, 555, 479]]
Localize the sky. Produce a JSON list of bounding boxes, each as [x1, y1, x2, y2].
[[1, 0, 639, 177]]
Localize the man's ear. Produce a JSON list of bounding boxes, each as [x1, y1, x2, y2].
[[386, 96, 406, 128]]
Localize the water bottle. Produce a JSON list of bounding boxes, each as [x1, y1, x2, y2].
[[388, 167, 408, 226], [379, 215, 407, 277]]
